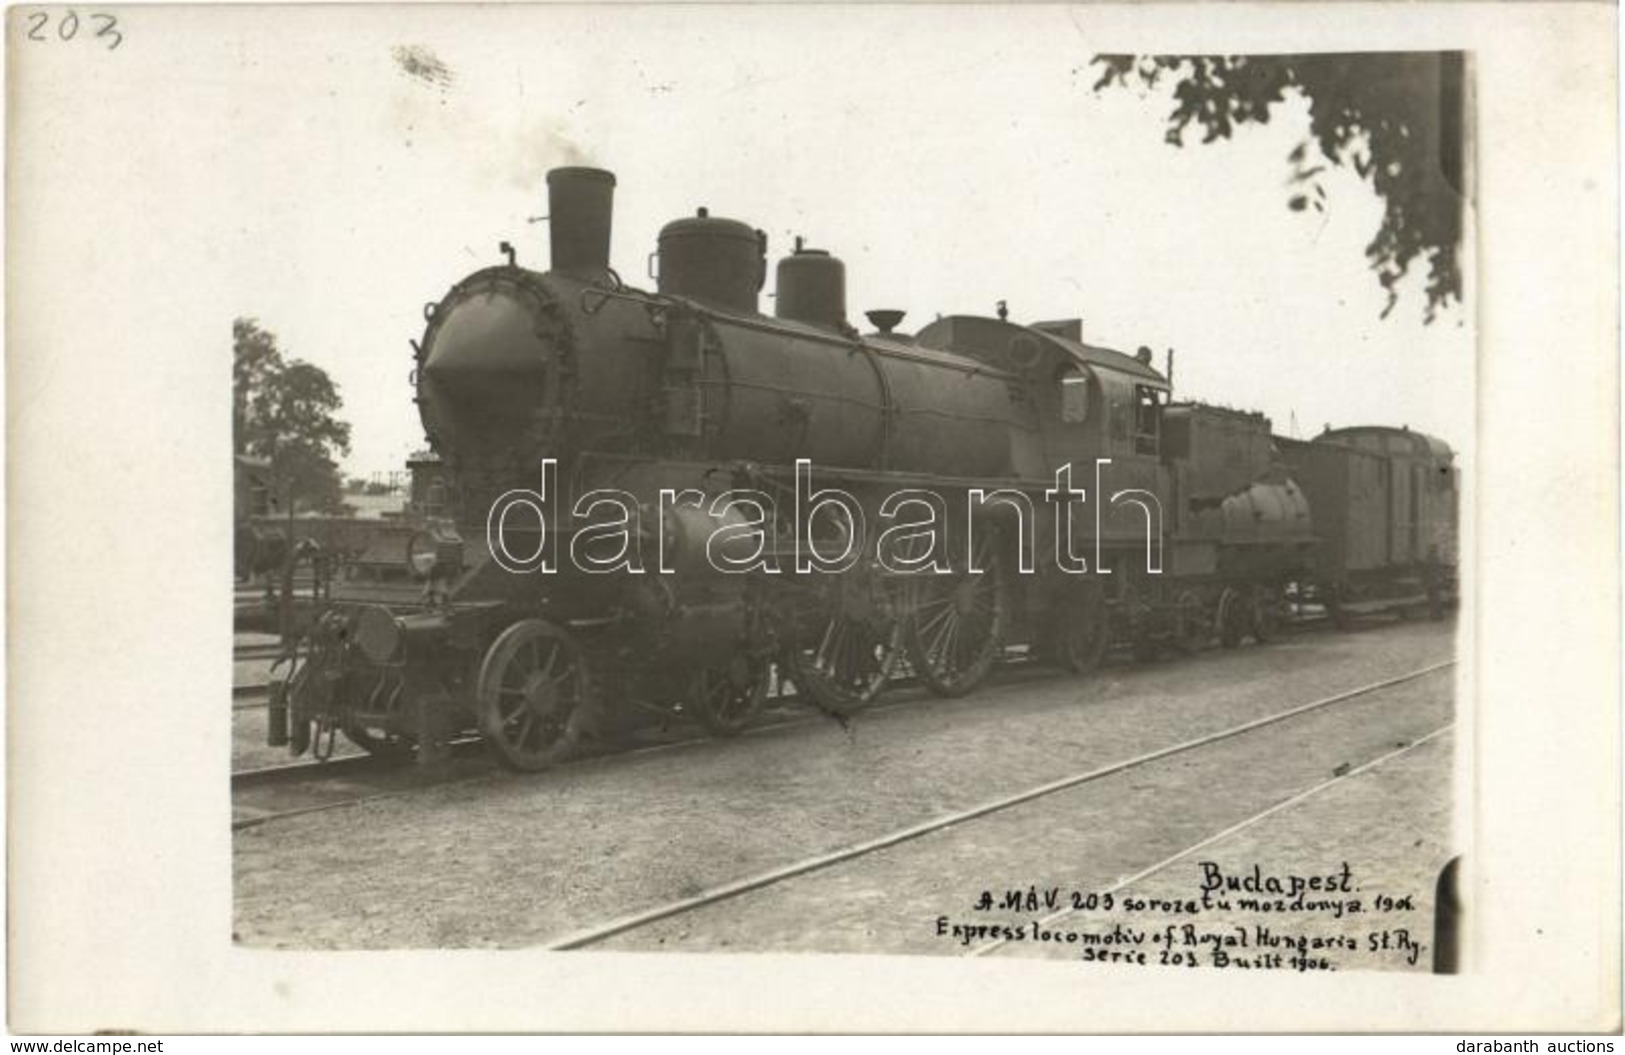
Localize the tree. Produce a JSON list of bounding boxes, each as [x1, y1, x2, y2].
[[234, 317, 353, 515], [1093, 52, 1467, 321], [233, 317, 282, 457]]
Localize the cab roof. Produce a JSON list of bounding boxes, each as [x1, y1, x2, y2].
[[1319, 425, 1455, 462], [915, 314, 1169, 387]]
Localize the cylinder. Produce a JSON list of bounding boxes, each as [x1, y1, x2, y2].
[[546, 167, 616, 277], [775, 247, 847, 330], [657, 211, 765, 313]]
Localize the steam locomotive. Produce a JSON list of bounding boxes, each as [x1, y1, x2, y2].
[[267, 167, 1457, 771]]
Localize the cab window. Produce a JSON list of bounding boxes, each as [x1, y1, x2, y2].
[[1134, 384, 1163, 455], [1059, 365, 1090, 423], [423, 482, 447, 517]]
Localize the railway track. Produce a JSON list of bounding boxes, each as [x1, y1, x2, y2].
[[535, 659, 1455, 951], [230, 613, 1436, 829], [233, 684, 271, 708], [232, 640, 286, 708], [232, 741, 491, 831], [230, 657, 1072, 830], [231, 688, 890, 831], [967, 721, 1452, 958], [234, 752, 402, 789], [225, 605, 1350, 712]]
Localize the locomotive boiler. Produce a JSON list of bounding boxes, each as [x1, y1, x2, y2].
[[268, 166, 1454, 771]]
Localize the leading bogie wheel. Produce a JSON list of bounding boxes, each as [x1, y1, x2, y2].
[[475, 618, 593, 772]]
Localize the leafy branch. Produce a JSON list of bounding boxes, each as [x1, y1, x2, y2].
[[1093, 53, 1467, 321]]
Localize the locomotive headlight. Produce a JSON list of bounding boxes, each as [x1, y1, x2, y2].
[[406, 523, 465, 580]]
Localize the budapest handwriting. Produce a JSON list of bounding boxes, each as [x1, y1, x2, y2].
[[943, 860, 1428, 969]]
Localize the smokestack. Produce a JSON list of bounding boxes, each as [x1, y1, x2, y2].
[[546, 167, 615, 277]]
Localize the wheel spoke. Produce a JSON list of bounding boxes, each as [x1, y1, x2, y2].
[[835, 621, 856, 676], [786, 581, 904, 715], [513, 641, 539, 677], [543, 666, 576, 696], [917, 601, 954, 637], [926, 606, 956, 662], [845, 624, 871, 682], [956, 616, 978, 665], [901, 539, 1000, 694], [821, 620, 840, 669], [816, 619, 837, 665]]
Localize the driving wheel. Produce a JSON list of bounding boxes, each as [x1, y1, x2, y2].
[[903, 530, 1007, 698], [783, 572, 905, 718]]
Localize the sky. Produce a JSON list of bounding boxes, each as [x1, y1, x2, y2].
[[225, 6, 1474, 479]]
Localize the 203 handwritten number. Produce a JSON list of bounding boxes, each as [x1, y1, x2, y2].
[[24, 10, 122, 51]]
